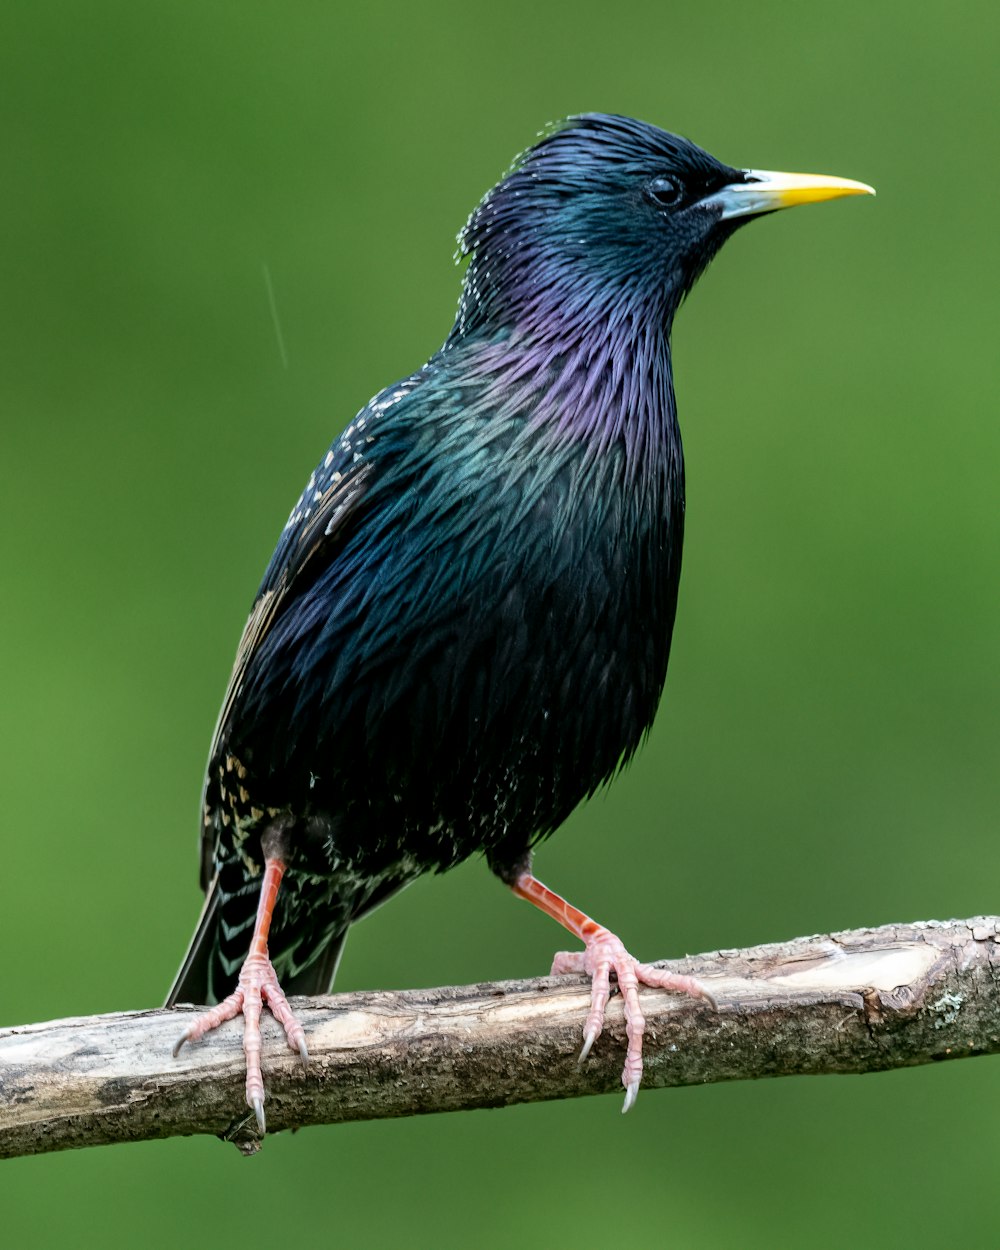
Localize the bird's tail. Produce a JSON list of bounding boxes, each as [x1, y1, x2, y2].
[[165, 879, 221, 1006]]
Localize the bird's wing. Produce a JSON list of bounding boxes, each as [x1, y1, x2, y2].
[[196, 432, 377, 891], [218, 464, 372, 756]]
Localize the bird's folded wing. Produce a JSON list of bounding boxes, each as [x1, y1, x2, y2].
[[196, 452, 375, 890]]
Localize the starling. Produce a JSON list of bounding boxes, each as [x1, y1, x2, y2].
[[168, 114, 873, 1130]]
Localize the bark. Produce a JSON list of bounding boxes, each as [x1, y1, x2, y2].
[[3, 915, 999, 1159]]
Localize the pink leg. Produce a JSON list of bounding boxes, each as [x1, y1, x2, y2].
[[512, 872, 715, 1113], [173, 857, 308, 1133]]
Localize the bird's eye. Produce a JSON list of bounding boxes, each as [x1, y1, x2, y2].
[[645, 175, 683, 209]]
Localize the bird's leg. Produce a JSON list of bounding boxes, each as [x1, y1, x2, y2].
[[511, 871, 714, 1113], [173, 854, 308, 1133]]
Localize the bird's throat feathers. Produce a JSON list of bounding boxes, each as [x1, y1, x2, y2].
[[448, 312, 679, 479]]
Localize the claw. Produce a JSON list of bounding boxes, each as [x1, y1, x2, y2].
[[172, 1031, 189, 1059], [251, 1095, 266, 1134], [297, 1037, 310, 1066], [622, 1080, 639, 1114], [579, 1026, 598, 1064]]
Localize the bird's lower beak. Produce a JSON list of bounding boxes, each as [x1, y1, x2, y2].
[[703, 169, 876, 220]]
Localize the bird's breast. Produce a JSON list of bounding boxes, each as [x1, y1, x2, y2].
[[335, 430, 684, 860]]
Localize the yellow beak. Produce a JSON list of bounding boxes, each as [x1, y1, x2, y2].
[[705, 169, 876, 220]]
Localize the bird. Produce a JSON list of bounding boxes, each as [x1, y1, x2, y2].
[[167, 113, 873, 1132]]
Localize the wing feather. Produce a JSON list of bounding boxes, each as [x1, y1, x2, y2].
[[196, 455, 375, 890]]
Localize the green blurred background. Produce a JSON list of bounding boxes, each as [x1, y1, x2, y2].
[[3, 0, 999, 1244]]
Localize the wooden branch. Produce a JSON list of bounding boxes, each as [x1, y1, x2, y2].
[[3, 916, 1000, 1159]]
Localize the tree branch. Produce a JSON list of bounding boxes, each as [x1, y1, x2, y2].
[[3, 915, 999, 1159]]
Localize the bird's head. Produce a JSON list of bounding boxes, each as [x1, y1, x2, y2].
[[454, 113, 873, 338]]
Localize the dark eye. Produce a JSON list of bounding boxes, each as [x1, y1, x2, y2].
[[645, 175, 683, 209]]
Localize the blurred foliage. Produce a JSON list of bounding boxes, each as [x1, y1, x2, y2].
[[2, 1, 999, 1245]]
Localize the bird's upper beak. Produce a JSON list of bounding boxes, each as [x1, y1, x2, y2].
[[703, 169, 876, 220]]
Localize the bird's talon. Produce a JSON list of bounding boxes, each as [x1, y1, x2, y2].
[[169, 898, 305, 1137], [622, 1080, 639, 1114], [579, 1027, 598, 1064], [515, 877, 718, 1110]]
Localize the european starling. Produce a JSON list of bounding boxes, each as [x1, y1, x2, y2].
[[168, 114, 873, 1130]]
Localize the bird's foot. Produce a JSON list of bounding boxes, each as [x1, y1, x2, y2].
[[552, 930, 715, 1113], [173, 953, 308, 1133]]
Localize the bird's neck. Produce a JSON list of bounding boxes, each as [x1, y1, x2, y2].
[[449, 287, 681, 480]]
